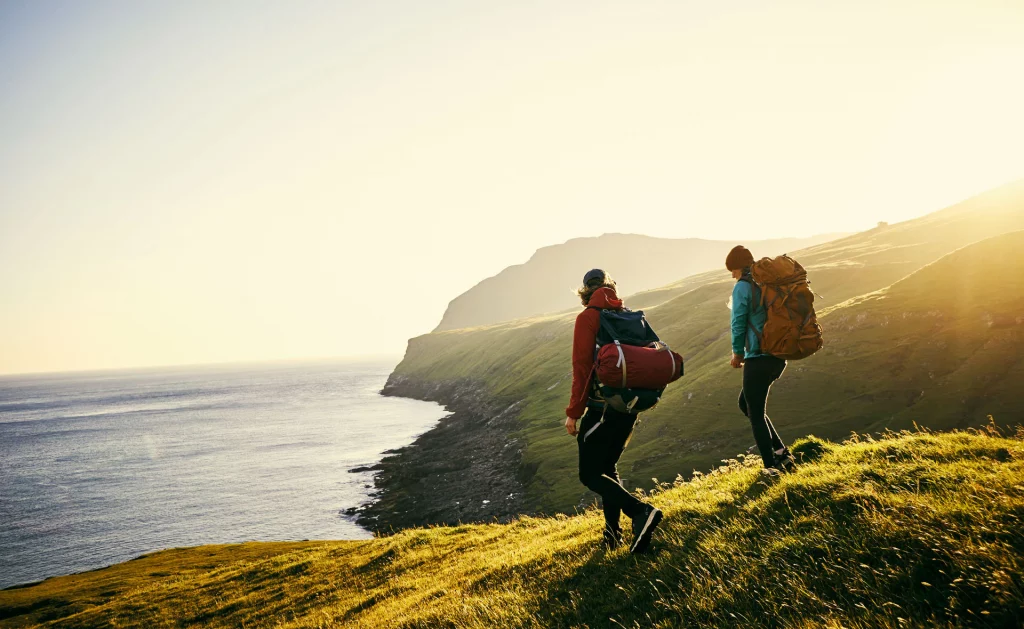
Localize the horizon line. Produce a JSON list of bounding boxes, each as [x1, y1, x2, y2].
[[0, 353, 405, 380]]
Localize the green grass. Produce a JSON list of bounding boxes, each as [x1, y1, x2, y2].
[[390, 182, 1024, 514], [3, 428, 1023, 628]]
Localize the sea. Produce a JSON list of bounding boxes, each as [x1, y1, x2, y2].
[[0, 358, 446, 589]]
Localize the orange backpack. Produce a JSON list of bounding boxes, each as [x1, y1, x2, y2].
[[750, 255, 823, 360]]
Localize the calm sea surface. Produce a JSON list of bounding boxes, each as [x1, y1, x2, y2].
[[0, 359, 446, 589]]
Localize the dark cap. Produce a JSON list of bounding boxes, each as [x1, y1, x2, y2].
[[583, 268, 606, 288]]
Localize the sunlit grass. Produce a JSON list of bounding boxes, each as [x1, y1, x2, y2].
[[3, 427, 1023, 628]]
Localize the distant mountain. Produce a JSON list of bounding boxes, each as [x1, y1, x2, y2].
[[434, 233, 847, 331]]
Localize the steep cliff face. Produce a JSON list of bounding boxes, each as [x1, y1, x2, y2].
[[354, 375, 529, 532]]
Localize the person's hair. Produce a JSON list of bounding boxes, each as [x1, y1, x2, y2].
[[576, 275, 617, 306]]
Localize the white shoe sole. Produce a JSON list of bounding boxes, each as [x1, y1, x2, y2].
[[630, 508, 662, 553]]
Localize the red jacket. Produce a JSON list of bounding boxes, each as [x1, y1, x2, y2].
[[565, 287, 624, 419]]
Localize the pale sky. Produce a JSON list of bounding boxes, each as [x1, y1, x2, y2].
[[2, 0, 1023, 375]]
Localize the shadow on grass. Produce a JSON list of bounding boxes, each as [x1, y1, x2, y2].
[[790, 436, 831, 464], [523, 450, 1022, 629], [522, 473, 779, 628]]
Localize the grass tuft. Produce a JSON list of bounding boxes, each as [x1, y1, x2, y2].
[[3, 428, 1023, 628]]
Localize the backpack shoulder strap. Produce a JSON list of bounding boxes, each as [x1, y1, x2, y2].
[[587, 307, 612, 368], [737, 278, 763, 345], [587, 306, 623, 343], [585, 307, 610, 392], [597, 311, 620, 344], [738, 277, 763, 311]]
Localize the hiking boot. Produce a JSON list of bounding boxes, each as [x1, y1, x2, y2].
[[629, 505, 663, 554], [773, 450, 797, 474], [602, 525, 623, 550], [760, 467, 782, 480]]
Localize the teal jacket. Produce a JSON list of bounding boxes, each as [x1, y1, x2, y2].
[[731, 277, 766, 359]]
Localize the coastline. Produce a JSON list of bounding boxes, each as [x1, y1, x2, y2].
[[353, 375, 529, 533]]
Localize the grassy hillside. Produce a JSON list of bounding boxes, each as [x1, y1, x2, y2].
[[3, 429, 1023, 628], [435, 232, 845, 331], [390, 181, 1024, 514], [629, 179, 1024, 311]]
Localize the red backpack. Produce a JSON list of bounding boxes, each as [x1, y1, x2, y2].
[[589, 307, 683, 413]]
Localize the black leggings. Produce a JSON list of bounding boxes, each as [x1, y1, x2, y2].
[[577, 406, 646, 530], [739, 355, 788, 468]]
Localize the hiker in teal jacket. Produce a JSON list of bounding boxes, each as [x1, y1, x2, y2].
[[730, 271, 767, 361], [726, 245, 796, 473]]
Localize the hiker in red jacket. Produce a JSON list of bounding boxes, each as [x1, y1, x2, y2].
[[565, 269, 662, 553]]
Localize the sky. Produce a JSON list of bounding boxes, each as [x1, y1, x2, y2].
[[1, 0, 1023, 375]]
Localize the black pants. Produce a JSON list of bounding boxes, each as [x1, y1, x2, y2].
[[577, 406, 646, 531], [739, 355, 788, 468]]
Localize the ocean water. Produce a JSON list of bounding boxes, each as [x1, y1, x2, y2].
[[0, 359, 446, 589]]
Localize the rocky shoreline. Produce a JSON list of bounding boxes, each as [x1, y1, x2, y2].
[[350, 374, 529, 534]]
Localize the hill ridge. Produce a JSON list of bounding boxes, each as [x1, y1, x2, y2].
[[434, 232, 847, 332]]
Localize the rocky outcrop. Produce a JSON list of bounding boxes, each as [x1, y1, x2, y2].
[[351, 375, 528, 533]]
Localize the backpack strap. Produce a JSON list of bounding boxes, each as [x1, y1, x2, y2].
[[590, 306, 629, 348], [738, 277, 764, 346], [588, 306, 609, 362], [598, 313, 621, 345], [590, 309, 626, 385], [738, 276, 761, 302], [588, 307, 608, 395]]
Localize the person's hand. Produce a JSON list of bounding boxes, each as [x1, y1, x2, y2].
[[565, 416, 578, 436], [730, 353, 744, 369]]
